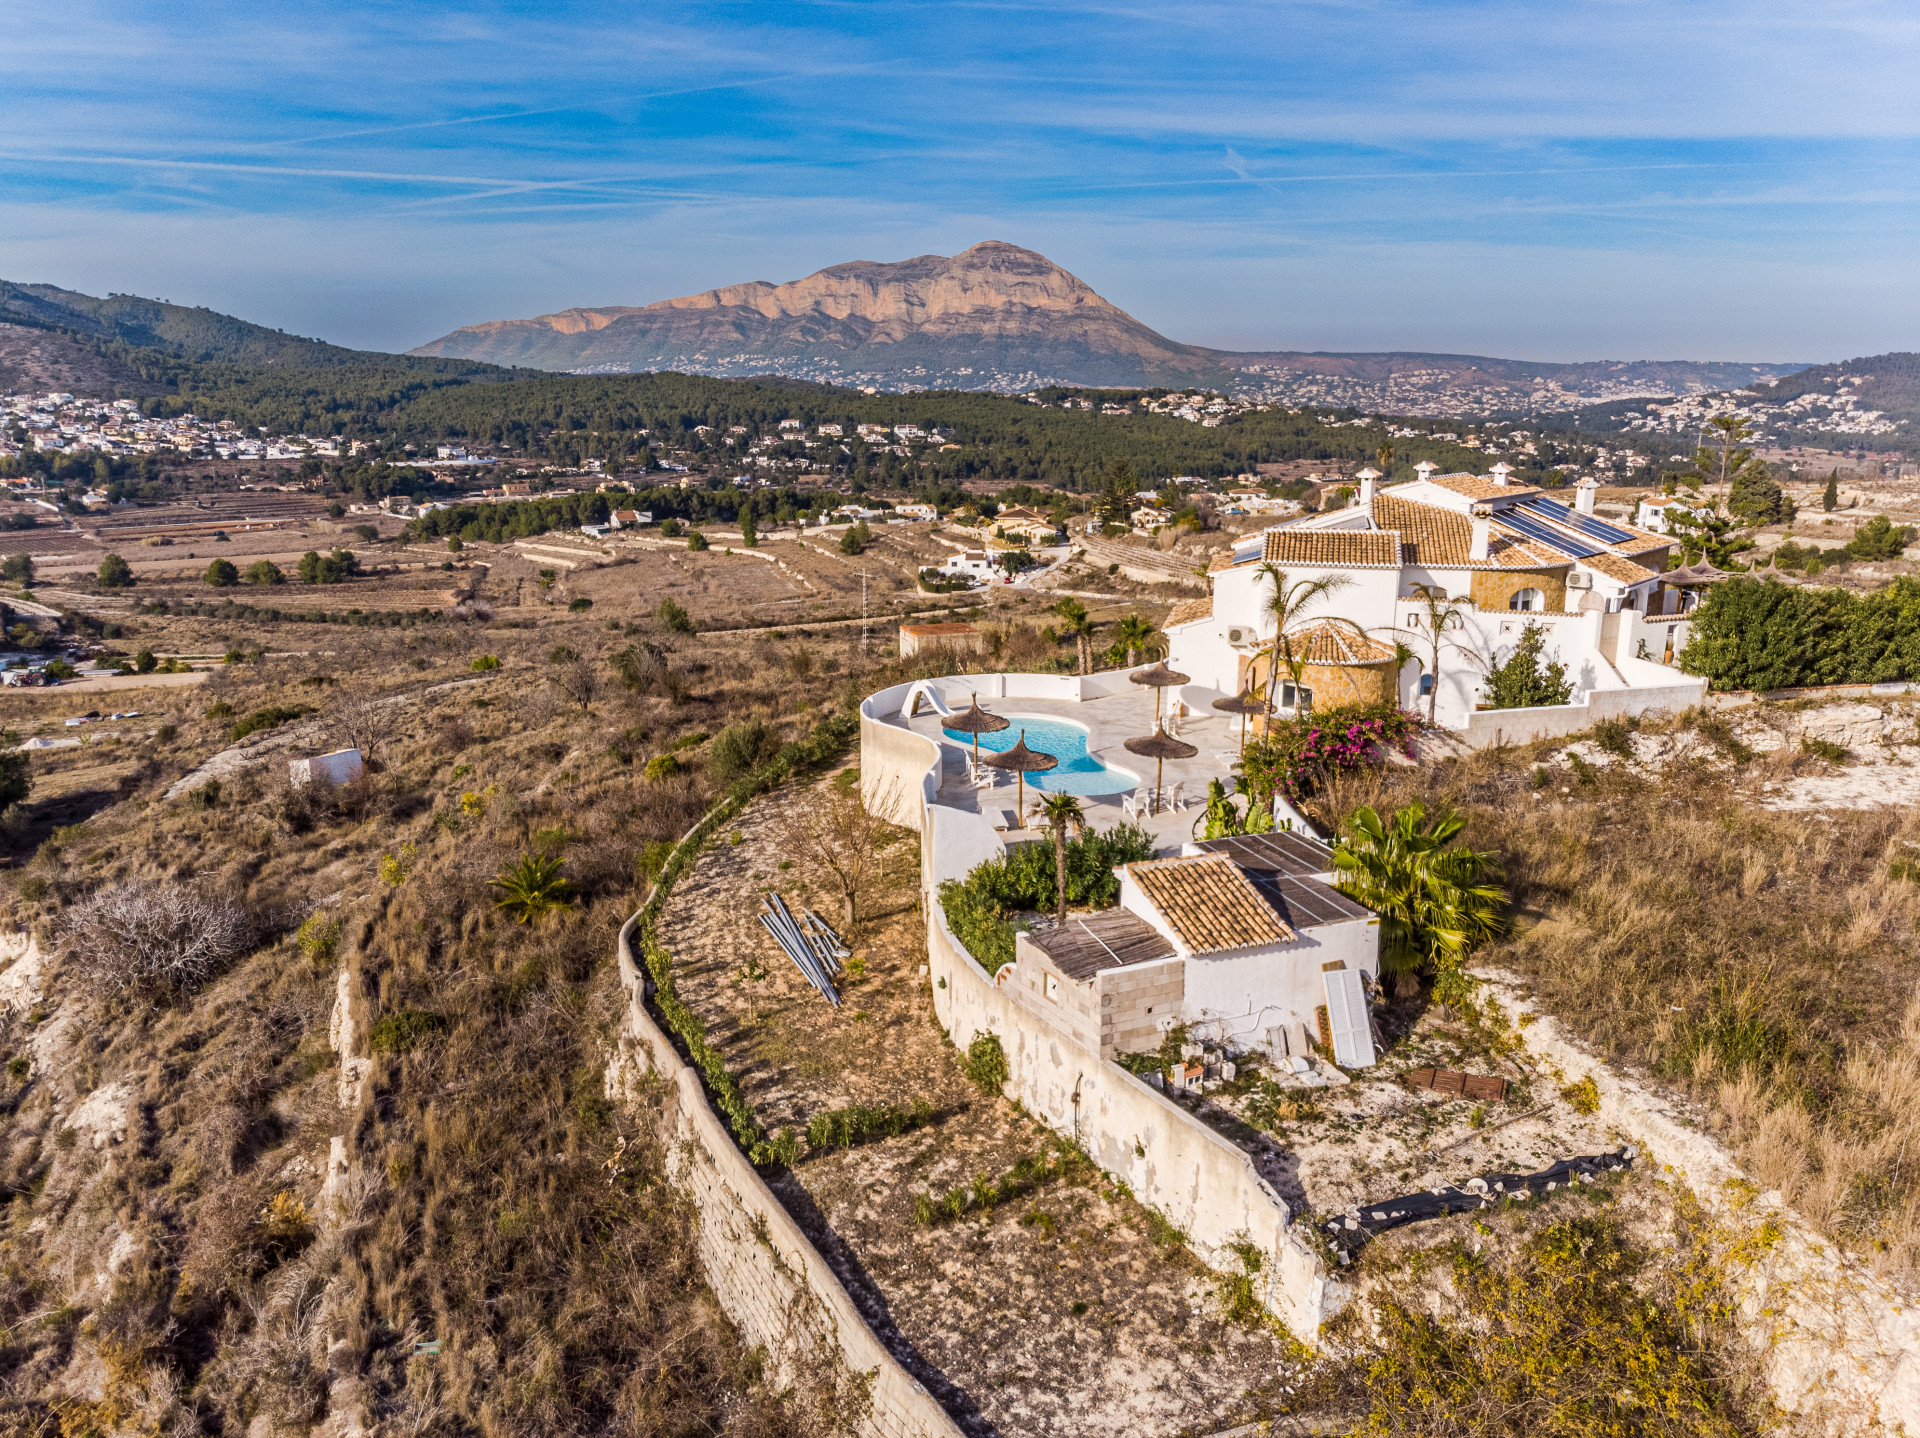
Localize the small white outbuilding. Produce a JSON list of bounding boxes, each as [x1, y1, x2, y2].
[[289, 748, 364, 788]]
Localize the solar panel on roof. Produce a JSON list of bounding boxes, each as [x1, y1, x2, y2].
[[1497, 508, 1602, 557], [1520, 497, 1637, 545]]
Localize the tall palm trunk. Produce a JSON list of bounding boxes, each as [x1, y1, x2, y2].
[[1053, 819, 1069, 926]]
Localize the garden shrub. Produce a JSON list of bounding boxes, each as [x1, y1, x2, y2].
[[1240, 702, 1420, 805]]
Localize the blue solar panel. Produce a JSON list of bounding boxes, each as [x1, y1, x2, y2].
[[1520, 497, 1637, 545], [1498, 508, 1602, 557]]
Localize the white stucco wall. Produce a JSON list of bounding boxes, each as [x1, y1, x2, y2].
[[1180, 918, 1378, 1051]]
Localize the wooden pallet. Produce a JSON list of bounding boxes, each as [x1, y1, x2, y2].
[[1403, 1067, 1508, 1102]]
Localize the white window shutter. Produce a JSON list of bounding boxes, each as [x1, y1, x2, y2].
[[1322, 968, 1377, 1068]]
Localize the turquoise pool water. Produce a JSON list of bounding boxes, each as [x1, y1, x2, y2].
[[942, 714, 1139, 797]]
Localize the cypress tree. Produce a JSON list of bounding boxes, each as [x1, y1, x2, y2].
[[1823, 469, 1839, 512]]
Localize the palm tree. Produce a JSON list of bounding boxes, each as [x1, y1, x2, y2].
[[1115, 613, 1158, 667], [1376, 440, 1394, 477], [489, 853, 578, 924], [1331, 803, 1505, 999], [1053, 598, 1095, 674], [1399, 583, 1473, 725], [1254, 563, 1353, 728], [1037, 792, 1085, 926]]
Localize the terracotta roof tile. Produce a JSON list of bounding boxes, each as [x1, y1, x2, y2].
[[1263, 528, 1404, 567], [1371, 494, 1570, 570], [1290, 621, 1398, 664], [1424, 472, 1544, 503], [1579, 551, 1659, 584], [1165, 598, 1213, 628], [1125, 854, 1294, 954]]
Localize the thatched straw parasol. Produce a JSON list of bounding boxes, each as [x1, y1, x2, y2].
[[1128, 659, 1191, 724], [1211, 687, 1264, 758], [1123, 724, 1199, 814], [946, 694, 1009, 768], [979, 730, 1059, 827]]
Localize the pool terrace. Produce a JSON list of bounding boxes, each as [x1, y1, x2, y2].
[[876, 674, 1268, 852]]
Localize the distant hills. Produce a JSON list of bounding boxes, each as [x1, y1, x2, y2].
[[411, 241, 1805, 411], [0, 280, 381, 368]]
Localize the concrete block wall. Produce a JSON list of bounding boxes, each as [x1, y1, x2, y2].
[[1098, 959, 1185, 1060], [612, 917, 965, 1438]]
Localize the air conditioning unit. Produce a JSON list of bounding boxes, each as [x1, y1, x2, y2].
[[1566, 572, 1592, 590], [1226, 626, 1257, 648]]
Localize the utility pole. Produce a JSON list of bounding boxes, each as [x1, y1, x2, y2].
[[859, 569, 870, 656]]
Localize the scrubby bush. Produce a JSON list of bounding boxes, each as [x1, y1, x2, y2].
[[708, 718, 773, 786], [61, 881, 252, 1001], [297, 549, 361, 585], [656, 598, 694, 634], [965, 1033, 1009, 1094], [205, 559, 239, 588], [97, 553, 133, 588], [245, 559, 285, 586]]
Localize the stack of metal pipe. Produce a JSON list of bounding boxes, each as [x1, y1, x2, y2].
[[758, 893, 848, 1006]]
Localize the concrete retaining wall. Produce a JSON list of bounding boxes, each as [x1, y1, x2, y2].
[[610, 916, 964, 1438], [1480, 972, 1920, 1436]]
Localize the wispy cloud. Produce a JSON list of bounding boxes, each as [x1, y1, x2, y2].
[[0, 0, 1913, 356]]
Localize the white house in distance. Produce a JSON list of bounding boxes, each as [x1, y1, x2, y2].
[[1634, 493, 1706, 535], [1167, 468, 1707, 734], [1012, 829, 1380, 1068], [938, 550, 1001, 582]]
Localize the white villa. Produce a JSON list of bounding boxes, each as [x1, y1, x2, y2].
[[1166, 467, 1708, 736]]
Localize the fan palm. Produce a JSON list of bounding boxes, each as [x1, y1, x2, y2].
[[1114, 614, 1159, 667], [1037, 792, 1085, 926], [1053, 598, 1095, 674], [1331, 803, 1505, 999], [489, 853, 578, 924]]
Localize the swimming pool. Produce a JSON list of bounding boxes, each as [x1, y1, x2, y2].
[[942, 714, 1139, 797]]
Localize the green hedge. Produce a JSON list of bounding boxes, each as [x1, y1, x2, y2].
[[1681, 575, 1920, 692]]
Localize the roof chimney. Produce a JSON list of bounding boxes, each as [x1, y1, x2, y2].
[[1413, 460, 1438, 482], [1576, 477, 1599, 516], [1470, 511, 1492, 562], [1489, 462, 1514, 487], [1355, 466, 1379, 506]]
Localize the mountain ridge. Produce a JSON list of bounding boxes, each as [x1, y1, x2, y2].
[[408, 242, 1805, 406]]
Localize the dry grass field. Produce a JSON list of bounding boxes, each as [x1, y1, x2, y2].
[[1308, 709, 1920, 1289], [0, 543, 979, 1432]]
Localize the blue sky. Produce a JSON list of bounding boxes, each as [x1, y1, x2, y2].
[[2, 0, 1916, 360]]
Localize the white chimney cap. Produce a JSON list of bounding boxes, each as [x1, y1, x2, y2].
[[1489, 462, 1515, 483], [1355, 466, 1381, 480], [1414, 460, 1438, 475]]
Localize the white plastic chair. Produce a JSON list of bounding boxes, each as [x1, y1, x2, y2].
[[1168, 782, 1187, 813]]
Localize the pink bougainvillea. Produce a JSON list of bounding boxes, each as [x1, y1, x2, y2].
[[1239, 703, 1422, 805]]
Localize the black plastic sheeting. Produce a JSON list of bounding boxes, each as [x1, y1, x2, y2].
[[1320, 1146, 1636, 1262]]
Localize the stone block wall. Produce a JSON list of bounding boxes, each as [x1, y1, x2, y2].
[[610, 917, 965, 1438]]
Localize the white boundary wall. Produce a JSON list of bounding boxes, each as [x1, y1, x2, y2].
[[861, 678, 1341, 1341]]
